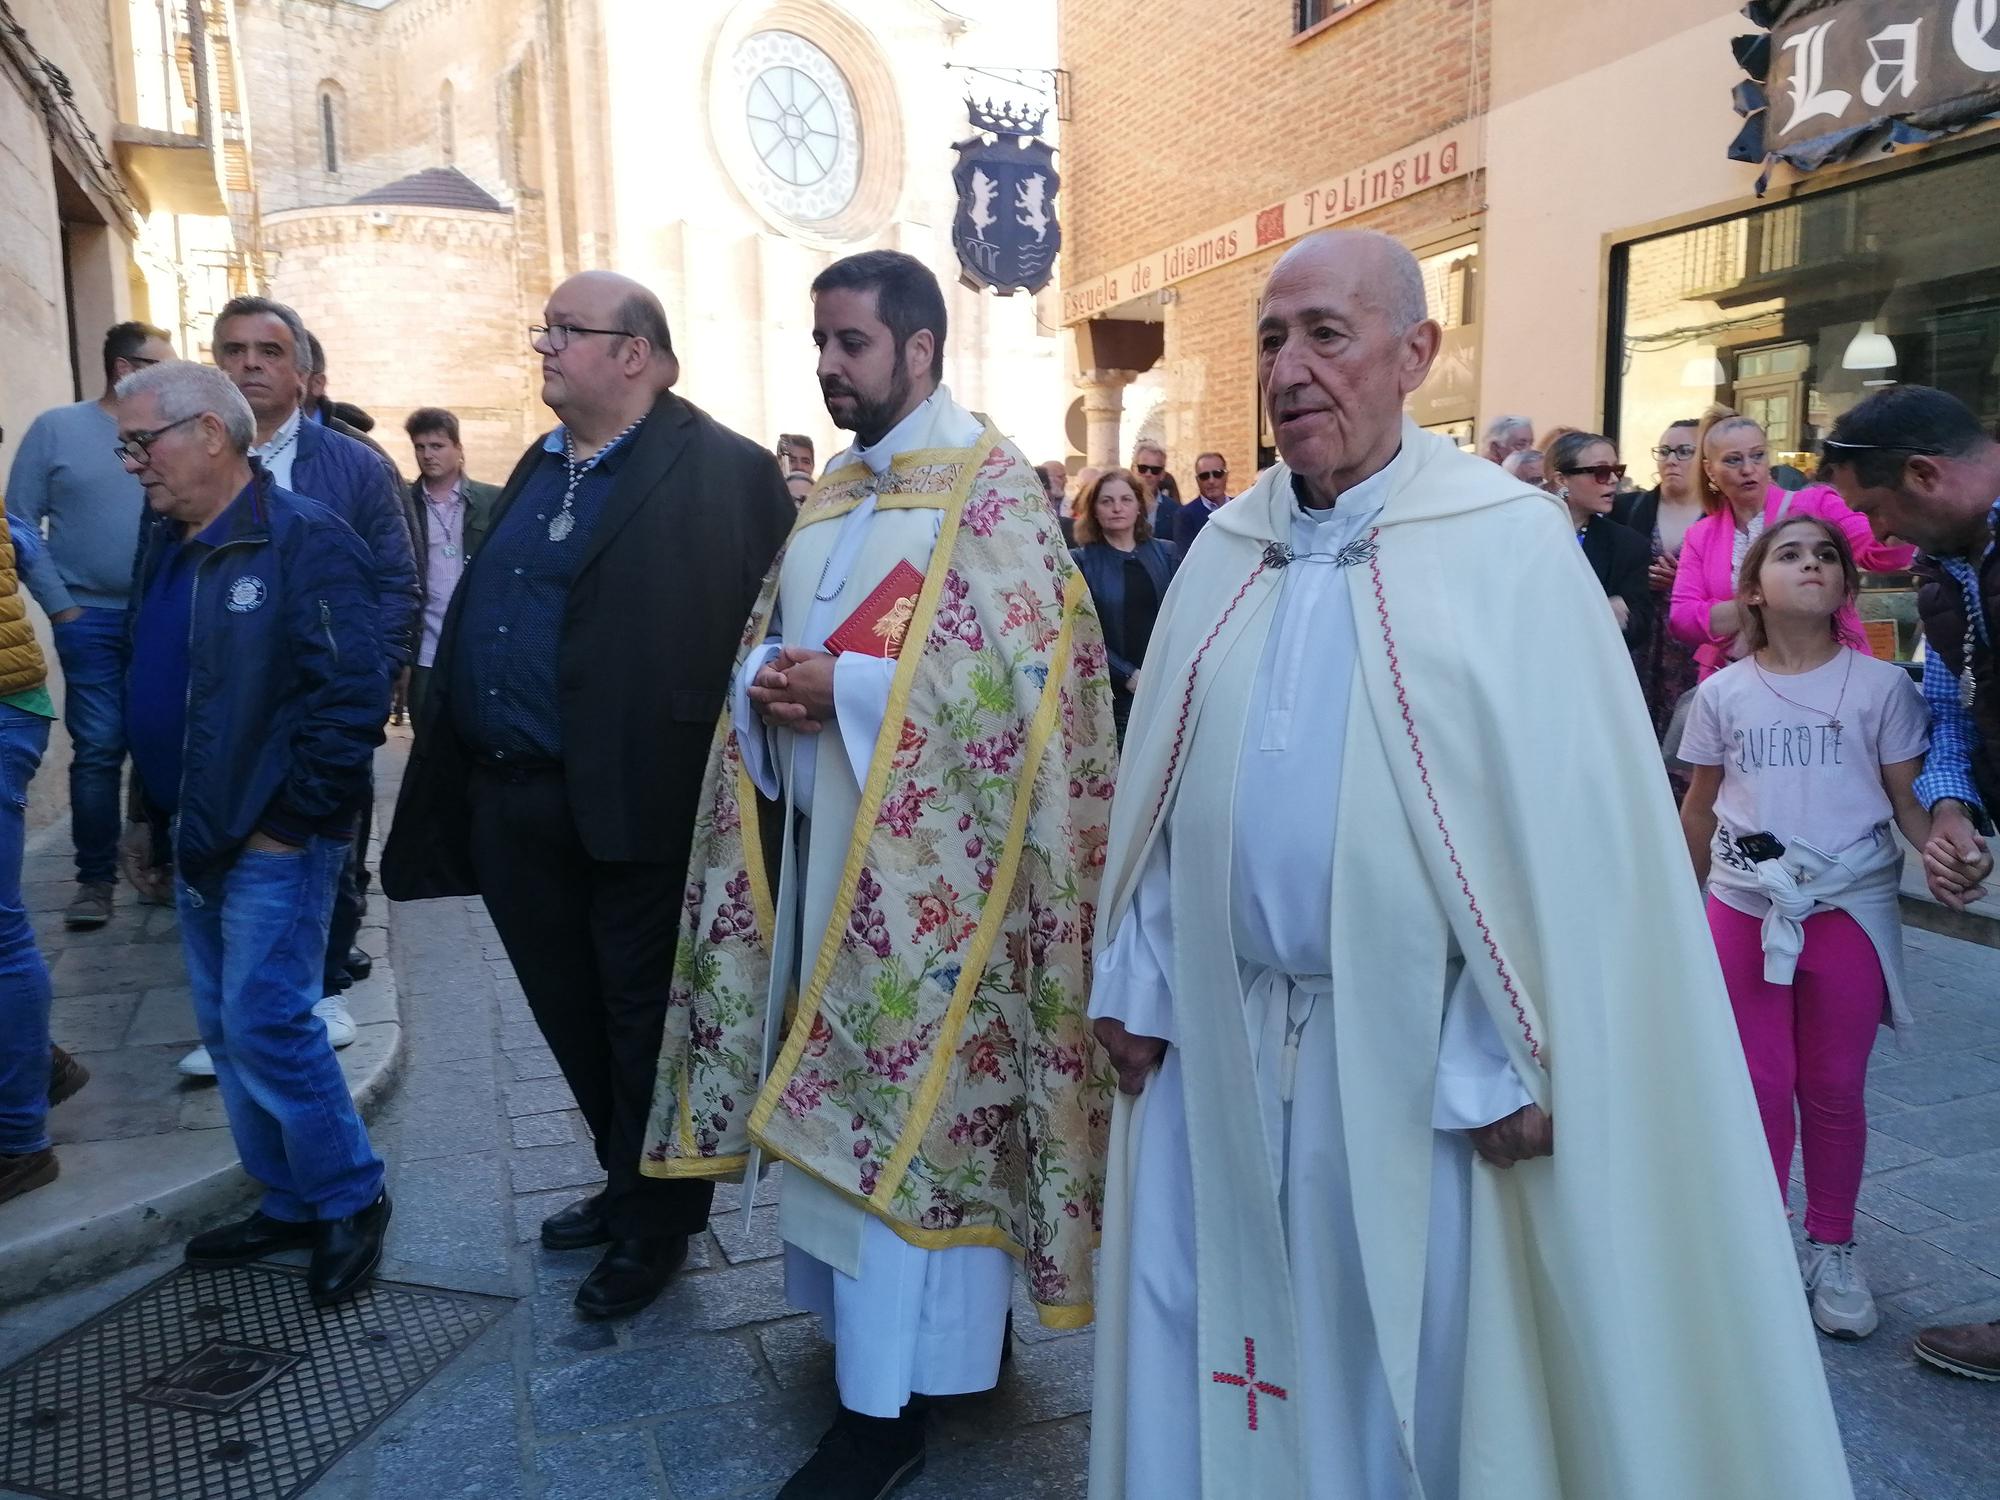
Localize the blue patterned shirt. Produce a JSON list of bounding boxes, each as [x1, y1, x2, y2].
[[1913, 499, 2000, 815], [449, 424, 641, 762]]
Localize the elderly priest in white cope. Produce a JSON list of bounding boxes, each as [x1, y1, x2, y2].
[[1085, 229, 1854, 1500]]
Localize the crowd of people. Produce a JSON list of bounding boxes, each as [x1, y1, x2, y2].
[[0, 229, 1992, 1500]]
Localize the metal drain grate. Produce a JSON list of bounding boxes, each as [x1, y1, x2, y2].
[[0, 1262, 511, 1500]]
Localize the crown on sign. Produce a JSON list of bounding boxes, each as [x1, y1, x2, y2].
[[965, 95, 1047, 138]]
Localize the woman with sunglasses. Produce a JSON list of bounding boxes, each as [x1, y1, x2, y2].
[[1669, 410, 1912, 681], [1549, 430, 1651, 646], [1613, 420, 1707, 765]]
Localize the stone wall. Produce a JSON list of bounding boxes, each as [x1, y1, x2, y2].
[[263, 204, 531, 477]]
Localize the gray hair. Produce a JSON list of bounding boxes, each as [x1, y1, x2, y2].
[[213, 295, 311, 375], [1484, 414, 1533, 449], [1361, 230, 1428, 332], [1500, 447, 1544, 479], [116, 360, 256, 453]]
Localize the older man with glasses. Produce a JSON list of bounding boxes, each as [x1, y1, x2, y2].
[[384, 273, 794, 1321], [1132, 438, 1182, 540], [117, 360, 392, 1305], [1171, 451, 1232, 550]]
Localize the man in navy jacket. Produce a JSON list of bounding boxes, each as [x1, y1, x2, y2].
[[207, 296, 418, 1072], [118, 360, 390, 1306]]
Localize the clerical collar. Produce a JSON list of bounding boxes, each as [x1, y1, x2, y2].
[[1290, 442, 1405, 521], [854, 390, 941, 477], [251, 406, 301, 460]]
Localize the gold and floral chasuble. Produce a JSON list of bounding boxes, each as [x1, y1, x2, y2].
[[642, 426, 1118, 1327]]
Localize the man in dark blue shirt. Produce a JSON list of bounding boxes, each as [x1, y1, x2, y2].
[[118, 359, 391, 1307], [384, 272, 795, 1321]]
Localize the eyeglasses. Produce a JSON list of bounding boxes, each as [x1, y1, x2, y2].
[[111, 413, 203, 466], [1559, 463, 1627, 483], [1651, 444, 1696, 461], [1134, 463, 1164, 476], [1196, 468, 1227, 481], [528, 323, 636, 352]]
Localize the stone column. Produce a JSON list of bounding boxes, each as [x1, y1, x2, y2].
[[1076, 368, 1138, 469]]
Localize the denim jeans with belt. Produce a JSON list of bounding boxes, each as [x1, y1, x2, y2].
[[0, 704, 53, 1154], [177, 836, 384, 1220], [50, 606, 128, 886]]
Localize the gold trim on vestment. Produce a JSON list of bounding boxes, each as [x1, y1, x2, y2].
[[744, 428, 995, 1149], [869, 565, 1088, 1213], [637, 1151, 750, 1180]]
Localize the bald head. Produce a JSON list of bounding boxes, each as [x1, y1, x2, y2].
[[1256, 230, 1442, 504], [536, 271, 679, 443], [1268, 230, 1428, 336]]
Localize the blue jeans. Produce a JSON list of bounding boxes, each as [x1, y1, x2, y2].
[[177, 837, 384, 1220], [51, 606, 129, 885], [0, 706, 53, 1155]]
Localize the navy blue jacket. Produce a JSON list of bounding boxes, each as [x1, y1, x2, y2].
[[132, 472, 388, 894], [291, 418, 421, 667], [1072, 538, 1179, 684]]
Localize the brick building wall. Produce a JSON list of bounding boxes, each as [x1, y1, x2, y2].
[[1059, 0, 1487, 469]]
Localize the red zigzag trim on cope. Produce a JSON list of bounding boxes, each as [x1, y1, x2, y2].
[[1367, 544, 1543, 1062], [1152, 563, 1268, 828]]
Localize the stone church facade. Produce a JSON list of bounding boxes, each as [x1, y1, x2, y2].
[[238, 0, 1067, 482]]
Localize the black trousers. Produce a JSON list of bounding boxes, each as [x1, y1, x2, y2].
[[468, 763, 713, 1239]]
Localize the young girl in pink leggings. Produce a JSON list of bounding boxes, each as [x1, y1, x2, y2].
[[1679, 515, 1931, 1341]]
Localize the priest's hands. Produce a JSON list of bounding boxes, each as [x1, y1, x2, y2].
[[1467, 1104, 1554, 1169], [1093, 1017, 1166, 1096], [750, 646, 838, 733]]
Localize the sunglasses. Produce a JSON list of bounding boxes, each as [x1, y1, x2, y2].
[[1135, 463, 1164, 476], [1196, 468, 1226, 481], [1560, 463, 1627, 482], [1651, 444, 1696, 461]]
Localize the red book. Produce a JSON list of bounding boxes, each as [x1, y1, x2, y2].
[[824, 560, 927, 659]]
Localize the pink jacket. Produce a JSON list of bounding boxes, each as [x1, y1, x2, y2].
[[1667, 483, 1913, 678]]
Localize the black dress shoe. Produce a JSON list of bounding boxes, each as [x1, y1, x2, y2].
[[572, 1234, 688, 1319], [344, 946, 372, 982], [777, 1402, 926, 1499], [186, 1211, 318, 1267], [308, 1192, 392, 1307], [541, 1191, 612, 1251]]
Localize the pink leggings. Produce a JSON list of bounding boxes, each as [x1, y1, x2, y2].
[[1706, 896, 1885, 1245]]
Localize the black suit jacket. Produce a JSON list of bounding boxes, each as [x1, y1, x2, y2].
[[381, 389, 795, 896], [1579, 514, 1653, 648]]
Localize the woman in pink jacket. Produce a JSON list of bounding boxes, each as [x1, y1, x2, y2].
[[1669, 412, 1912, 678]]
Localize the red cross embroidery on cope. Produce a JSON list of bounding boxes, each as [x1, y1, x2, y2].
[[1212, 1336, 1288, 1431]]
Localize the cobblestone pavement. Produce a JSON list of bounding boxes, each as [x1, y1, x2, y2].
[[3, 786, 1996, 1496]]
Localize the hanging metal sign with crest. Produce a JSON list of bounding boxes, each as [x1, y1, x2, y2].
[[951, 97, 1061, 296]]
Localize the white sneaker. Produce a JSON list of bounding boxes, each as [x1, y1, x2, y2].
[[313, 996, 357, 1049], [177, 1045, 216, 1078], [1802, 1238, 1879, 1340]]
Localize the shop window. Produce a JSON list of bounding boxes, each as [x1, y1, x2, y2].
[[1609, 148, 2000, 659]]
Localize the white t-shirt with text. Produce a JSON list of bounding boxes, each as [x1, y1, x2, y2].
[[1681, 648, 1929, 916]]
